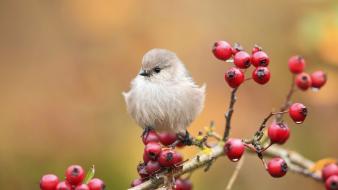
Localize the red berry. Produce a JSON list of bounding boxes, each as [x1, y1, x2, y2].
[[252, 45, 262, 54], [252, 66, 271, 85], [295, 72, 312, 91], [234, 51, 251, 69], [158, 149, 183, 167], [224, 67, 245, 88], [288, 55, 305, 74], [137, 163, 149, 179], [158, 132, 177, 146], [143, 151, 150, 163], [144, 142, 162, 160], [56, 181, 72, 190], [322, 164, 338, 181], [212, 41, 233, 61], [142, 130, 160, 145], [232, 43, 244, 55], [131, 178, 143, 187], [75, 184, 89, 190], [224, 138, 245, 162], [145, 160, 162, 175], [174, 178, 193, 190], [311, 71, 327, 89], [40, 174, 59, 190], [251, 51, 270, 67], [267, 122, 290, 144], [325, 175, 338, 190], [267, 157, 288, 178], [289, 103, 307, 124], [65, 165, 85, 186], [88, 178, 106, 190]]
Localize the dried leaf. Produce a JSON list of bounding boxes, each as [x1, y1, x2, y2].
[[309, 158, 337, 172]]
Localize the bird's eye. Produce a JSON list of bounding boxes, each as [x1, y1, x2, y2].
[[153, 67, 161, 73]]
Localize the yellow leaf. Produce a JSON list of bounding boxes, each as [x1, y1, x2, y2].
[[309, 158, 337, 172], [196, 135, 204, 141]]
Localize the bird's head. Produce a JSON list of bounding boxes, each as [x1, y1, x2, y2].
[[139, 49, 186, 82]]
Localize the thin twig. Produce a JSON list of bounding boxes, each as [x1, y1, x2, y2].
[[223, 88, 239, 141], [245, 110, 288, 144], [277, 74, 296, 121], [225, 156, 245, 190]]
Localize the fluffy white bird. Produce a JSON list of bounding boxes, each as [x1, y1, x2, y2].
[[123, 49, 205, 141]]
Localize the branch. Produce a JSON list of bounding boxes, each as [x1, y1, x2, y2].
[[276, 74, 296, 121], [223, 88, 239, 141], [129, 144, 322, 190]]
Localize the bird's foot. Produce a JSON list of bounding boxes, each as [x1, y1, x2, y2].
[[141, 126, 154, 139], [178, 131, 193, 146]]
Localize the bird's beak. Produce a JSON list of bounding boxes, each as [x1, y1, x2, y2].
[[139, 70, 150, 77]]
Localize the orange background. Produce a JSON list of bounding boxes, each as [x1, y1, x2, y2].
[[0, 0, 337, 189]]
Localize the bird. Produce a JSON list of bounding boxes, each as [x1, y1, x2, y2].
[[123, 48, 205, 144]]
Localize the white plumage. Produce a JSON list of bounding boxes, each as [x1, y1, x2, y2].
[[123, 49, 205, 134]]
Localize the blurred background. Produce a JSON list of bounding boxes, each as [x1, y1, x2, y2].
[[0, 0, 337, 189]]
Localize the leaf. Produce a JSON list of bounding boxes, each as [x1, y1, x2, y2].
[[84, 165, 95, 184], [309, 158, 337, 172], [196, 134, 204, 141]]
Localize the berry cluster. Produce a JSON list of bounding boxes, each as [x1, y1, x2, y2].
[[213, 42, 271, 88], [322, 163, 338, 190], [289, 56, 327, 91], [213, 40, 327, 179], [131, 130, 192, 190], [40, 165, 105, 190]]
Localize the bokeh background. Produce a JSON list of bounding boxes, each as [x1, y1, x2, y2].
[[0, 0, 337, 189]]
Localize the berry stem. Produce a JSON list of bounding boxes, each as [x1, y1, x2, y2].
[[277, 74, 296, 121], [225, 59, 234, 63], [223, 87, 239, 141]]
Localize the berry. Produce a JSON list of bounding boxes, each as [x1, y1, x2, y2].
[[288, 55, 305, 74], [232, 43, 244, 55], [267, 122, 290, 144], [234, 51, 251, 69], [251, 51, 270, 67], [267, 157, 288, 178], [65, 165, 85, 186], [295, 73, 312, 91], [143, 151, 150, 163], [252, 45, 262, 54], [224, 138, 245, 162], [145, 160, 161, 175], [137, 163, 149, 179], [56, 181, 72, 190], [142, 130, 160, 145], [75, 184, 89, 190], [174, 178, 193, 190], [40, 174, 59, 190], [88, 178, 106, 190], [289, 103, 307, 124], [252, 66, 271, 85], [131, 178, 143, 187], [322, 164, 338, 181], [311, 71, 327, 89], [158, 149, 183, 167], [224, 67, 245, 88], [325, 175, 338, 190], [158, 132, 177, 146], [144, 142, 162, 160], [212, 41, 233, 61]]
